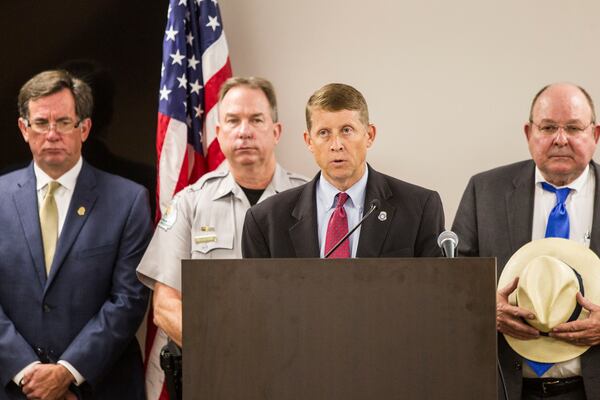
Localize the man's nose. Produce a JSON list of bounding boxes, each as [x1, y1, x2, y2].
[[237, 120, 253, 138], [329, 132, 344, 151], [553, 129, 569, 146], [45, 126, 61, 140]]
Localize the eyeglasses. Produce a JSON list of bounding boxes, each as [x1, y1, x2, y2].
[[24, 119, 82, 135], [530, 121, 594, 137]]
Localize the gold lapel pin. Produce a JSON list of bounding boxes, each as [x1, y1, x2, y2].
[[77, 206, 86, 216]]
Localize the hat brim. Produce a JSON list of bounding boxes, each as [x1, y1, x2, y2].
[[498, 238, 600, 363]]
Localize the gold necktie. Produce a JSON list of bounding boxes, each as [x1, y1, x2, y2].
[[40, 181, 60, 275]]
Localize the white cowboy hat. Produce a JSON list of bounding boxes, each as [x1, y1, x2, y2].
[[498, 238, 600, 363]]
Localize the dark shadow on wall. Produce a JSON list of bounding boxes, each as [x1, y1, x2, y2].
[[0, 1, 167, 215]]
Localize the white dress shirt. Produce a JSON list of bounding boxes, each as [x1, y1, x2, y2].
[[523, 165, 595, 378]]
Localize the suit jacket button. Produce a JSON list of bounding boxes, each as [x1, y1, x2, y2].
[[515, 361, 522, 371], [43, 304, 51, 312]]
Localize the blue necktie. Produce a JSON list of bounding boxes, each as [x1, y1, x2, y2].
[[541, 182, 571, 239], [525, 182, 572, 377]]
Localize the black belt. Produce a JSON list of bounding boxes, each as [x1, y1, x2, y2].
[[522, 376, 584, 396]]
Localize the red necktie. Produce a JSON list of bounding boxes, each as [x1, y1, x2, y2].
[[324, 192, 350, 258]]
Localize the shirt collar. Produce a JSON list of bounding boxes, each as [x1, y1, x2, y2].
[[34, 157, 83, 192], [318, 165, 369, 210], [212, 163, 292, 201], [535, 164, 589, 193]]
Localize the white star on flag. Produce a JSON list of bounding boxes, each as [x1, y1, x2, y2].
[[170, 50, 185, 65], [206, 15, 220, 31], [177, 73, 188, 88], [189, 80, 203, 95], [159, 85, 172, 101], [188, 55, 200, 70], [165, 26, 178, 41]]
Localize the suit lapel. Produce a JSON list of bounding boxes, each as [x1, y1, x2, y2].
[[13, 165, 47, 288], [588, 162, 600, 254], [357, 166, 394, 257], [505, 161, 535, 256], [289, 175, 320, 257], [46, 163, 98, 290]]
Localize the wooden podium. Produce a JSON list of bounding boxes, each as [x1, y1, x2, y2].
[[182, 258, 497, 399]]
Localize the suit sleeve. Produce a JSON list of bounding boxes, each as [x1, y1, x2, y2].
[[242, 208, 271, 258], [415, 191, 445, 257], [451, 176, 480, 257], [0, 306, 40, 386], [59, 187, 152, 385]]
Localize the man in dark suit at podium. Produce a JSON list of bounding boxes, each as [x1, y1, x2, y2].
[[452, 83, 600, 399], [242, 83, 444, 259]]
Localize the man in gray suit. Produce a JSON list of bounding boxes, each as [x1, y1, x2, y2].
[[453, 83, 600, 399]]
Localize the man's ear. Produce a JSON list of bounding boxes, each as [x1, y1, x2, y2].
[[273, 122, 282, 144], [303, 131, 314, 153], [524, 122, 532, 141], [79, 118, 92, 142], [18, 118, 30, 143], [366, 124, 377, 148]]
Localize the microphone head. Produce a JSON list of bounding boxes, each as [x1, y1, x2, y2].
[[369, 199, 380, 210], [437, 230, 459, 247]]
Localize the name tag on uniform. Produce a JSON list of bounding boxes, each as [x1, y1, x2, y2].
[[195, 226, 217, 243], [194, 235, 217, 243]]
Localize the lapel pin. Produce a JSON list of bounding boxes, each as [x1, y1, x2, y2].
[[77, 206, 86, 216], [378, 211, 387, 221]]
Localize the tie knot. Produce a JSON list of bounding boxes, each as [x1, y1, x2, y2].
[[46, 181, 60, 197], [336, 192, 349, 208], [541, 182, 571, 203]]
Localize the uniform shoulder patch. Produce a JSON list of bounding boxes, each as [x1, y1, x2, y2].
[[158, 196, 179, 231]]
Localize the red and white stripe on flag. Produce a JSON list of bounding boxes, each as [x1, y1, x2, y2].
[[146, 0, 232, 398]]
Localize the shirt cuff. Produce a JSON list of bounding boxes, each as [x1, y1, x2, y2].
[[57, 360, 86, 385], [13, 361, 41, 386]]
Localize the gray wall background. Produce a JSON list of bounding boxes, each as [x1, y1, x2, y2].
[[220, 0, 600, 222]]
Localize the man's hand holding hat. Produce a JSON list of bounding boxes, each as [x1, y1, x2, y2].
[[551, 292, 600, 346], [497, 277, 540, 340]]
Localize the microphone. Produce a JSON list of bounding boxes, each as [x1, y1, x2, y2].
[[437, 230, 459, 258], [325, 199, 380, 258]]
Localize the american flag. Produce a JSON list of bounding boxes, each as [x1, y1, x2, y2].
[[146, 0, 232, 398]]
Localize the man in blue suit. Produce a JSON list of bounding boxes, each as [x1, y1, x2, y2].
[[0, 70, 152, 399]]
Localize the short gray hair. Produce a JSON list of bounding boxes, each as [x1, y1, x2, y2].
[[218, 76, 278, 122]]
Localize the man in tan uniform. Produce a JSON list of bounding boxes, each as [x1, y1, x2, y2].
[[137, 77, 307, 346]]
